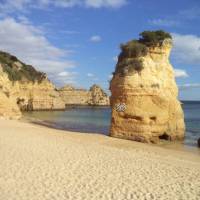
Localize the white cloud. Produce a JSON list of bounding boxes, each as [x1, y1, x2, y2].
[[149, 19, 179, 27], [113, 56, 118, 62], [90, 35, 102, 42], [0, 17, 76, 86], [86, 73, 99, 81], [0, 0, 127, 14], [60, 30, 80, 35], [58, 71, 77, 77], [172, 33, 200, 65], [56, 71, 77, 85], [87, 73, 95, 77], [149, 6, 200, 28], [179, 83, 200, 90], [179, 7, 200, 20], [108, 74, 113, 80], [174, 69, 188, 78], [85, 0, 127, 8]]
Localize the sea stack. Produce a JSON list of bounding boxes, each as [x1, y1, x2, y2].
[[110, 30, 185, 143]]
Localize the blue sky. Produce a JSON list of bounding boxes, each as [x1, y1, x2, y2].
[[0, 0, 200, 100]]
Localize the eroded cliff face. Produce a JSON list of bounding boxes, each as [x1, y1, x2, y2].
[[0, 51, 110, 119], [110, 39, 185, 143], [0, 66, 21, 119], [0, 70, 65, 114], [11, 79, 65, 111], [0, 52, 65, 118], [59, 84, 110, 106]]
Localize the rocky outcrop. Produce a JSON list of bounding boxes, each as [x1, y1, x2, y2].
[[88, 85, 110, 105], [0, 51, 65, 118], [0, 51, 110, 119], [0, 92, 21, 119], [110, 31, 185, 143], [59, 84, 110, 106], [11, 80, 65, 111], [59, 86, 90, 105], [0, 65, 21, 119]]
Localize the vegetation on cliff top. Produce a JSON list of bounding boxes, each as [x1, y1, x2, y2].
[[116, 30, 172, 75], [139, 30, 172, 46], [120, 30, 172, 58], [0, 51, 46, 82]]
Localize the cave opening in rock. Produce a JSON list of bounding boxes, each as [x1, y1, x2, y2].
[[159, 133, 170, 141]]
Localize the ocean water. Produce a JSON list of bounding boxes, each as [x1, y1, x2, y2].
[[23, 102, 200, 148], [182, 101, 200, 147]]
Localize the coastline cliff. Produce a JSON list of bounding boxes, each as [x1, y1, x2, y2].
[[110, 30, 185, 143], [0, 51, 109, 119], [59, 84, 110, 106], [0, 51, 65, 116]]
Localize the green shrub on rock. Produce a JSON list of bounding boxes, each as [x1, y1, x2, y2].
[[0, 51, 45, 83], [139, 30, 172, 46], [119, 40, 147, 59], [115, 30, 172, 76]]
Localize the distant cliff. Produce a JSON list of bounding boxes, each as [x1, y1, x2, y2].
[[110, 30, 185, 143], [59, 84, 110, 106], [0, 51, 109, 119]]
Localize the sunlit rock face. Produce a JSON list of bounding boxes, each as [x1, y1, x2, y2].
[[59, 84, 110, 106], [110, 38, 185, 143], [10, 79, 65, 111], [0, 65, 21, 119], [88, 85, 110, 106], [0, 51, 65, 119]]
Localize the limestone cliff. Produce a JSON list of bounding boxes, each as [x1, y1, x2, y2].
[[88, 85, 110, 106], [11, 80, 65, 111], [110, 31, 185, 143], [0, 66, 21, 119], [59, 84, 110, 106], [0, 51, 65, 118], [0, 51, 110, 119]]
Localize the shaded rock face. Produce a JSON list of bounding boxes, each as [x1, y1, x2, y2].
[[110, 39, 185, 143], [198, 138, 200, 148], [59, 84, 110, 106]]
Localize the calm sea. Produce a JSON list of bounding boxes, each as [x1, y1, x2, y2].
[[23, 101, 200, 149]]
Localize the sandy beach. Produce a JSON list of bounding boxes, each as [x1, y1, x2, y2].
[[0, 119, 200, 200]]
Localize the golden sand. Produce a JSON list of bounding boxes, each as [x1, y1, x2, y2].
[[0, 119, 200, 200]]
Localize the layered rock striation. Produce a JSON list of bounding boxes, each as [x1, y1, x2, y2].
[[59, 84, 110, 106], [0, 51, 109, 119], [0, 51, 65, 118], [0, 66, 21, 119], [110, 31, 185, 143], [12, 80, 65, 111]]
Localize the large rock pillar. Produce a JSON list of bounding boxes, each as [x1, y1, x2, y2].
[[110, 33, 185, 143]]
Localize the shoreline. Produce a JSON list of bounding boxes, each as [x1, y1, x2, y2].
[[21, 115, 200, 155], [21, 105, 111, 112], [1, 119, 200, 199]]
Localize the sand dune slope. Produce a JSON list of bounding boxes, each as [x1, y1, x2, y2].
[[0, 119, 200, 200]]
